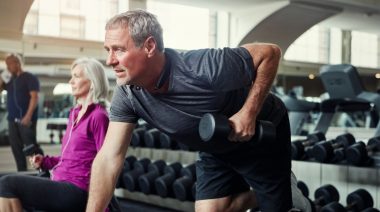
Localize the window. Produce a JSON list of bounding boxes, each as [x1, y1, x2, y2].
[[60, 14, 85, 39], [147, 1, 210, 50], [351, 31, 378, 68]]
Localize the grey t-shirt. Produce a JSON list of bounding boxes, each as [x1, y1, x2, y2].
[[110, 47, 286, 153]]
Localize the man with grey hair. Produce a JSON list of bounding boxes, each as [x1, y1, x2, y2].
[[87, 9, 296, 211], [0, 53, 41, 172]]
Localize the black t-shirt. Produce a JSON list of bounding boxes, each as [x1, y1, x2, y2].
[[110, 47, 286, 153]]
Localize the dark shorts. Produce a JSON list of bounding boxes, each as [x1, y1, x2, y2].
[[0, 174, 88, 212], [196, 113, 292, 212]]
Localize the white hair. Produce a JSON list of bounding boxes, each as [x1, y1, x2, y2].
[[71, 58, 109, 107]]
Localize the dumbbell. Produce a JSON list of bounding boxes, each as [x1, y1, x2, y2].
[[198, 113, 276, 143], [131, 128, 146, 147], [321, 189, 374, 212], [23, 144, 49, 178], [154, 162, 183, 198], [123, 158, 151, 191], [173, 163, 196, 201], [116, 156, 137, 189], [292, 131, 326, 160], [310, 184, 340, 210], [159, 133, 179, 150], [296, 181, 309, 197], [138, 160, 167, 194], [144, 129, 162, 148], [312, 133, 356, 163], [346, 136, 380, 166]]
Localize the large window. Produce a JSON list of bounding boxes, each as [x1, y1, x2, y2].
[[284, 26, 331, 64], [23, 0, 120, 41], [351, 31, 378, 68], [147, 1, 210, 50]]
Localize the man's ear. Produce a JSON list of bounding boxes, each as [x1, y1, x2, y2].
[[144, 36, 157, 58]]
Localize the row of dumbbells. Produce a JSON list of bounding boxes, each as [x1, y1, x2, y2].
[[297, 181, 378, 212], [131, 123, 194, 151], [116, 156, 196, 201], [292, 131, 380, 166]]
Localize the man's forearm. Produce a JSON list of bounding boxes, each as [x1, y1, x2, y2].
[[86, 152, 124, 212]]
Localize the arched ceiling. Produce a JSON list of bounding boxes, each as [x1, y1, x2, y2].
[[0, 0, 33, 39]]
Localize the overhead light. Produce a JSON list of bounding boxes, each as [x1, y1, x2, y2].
[[375, 73, 380, 79], [308, 74, 315, 80]]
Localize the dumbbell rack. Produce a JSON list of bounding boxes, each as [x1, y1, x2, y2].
[[115, 146, 198, 212], [291, 130, 380, 209]]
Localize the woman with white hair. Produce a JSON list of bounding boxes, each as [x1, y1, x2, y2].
[[0, 58, 111, 212]]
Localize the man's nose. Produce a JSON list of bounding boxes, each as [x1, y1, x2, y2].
[[106, 52, 118, 66]]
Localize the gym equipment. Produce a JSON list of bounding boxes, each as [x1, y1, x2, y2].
[[199, 113, 276, 143], [281, 94, 320, 135], [310, 184, 340, 210], [346, 136, 380, 166], [173, 163, 196, 201], [154, 162, 183, 198], [321, 188, 374, 212], [291, 131, 325, 160], [138, 160, 167, 194], [312, 133, 355, 163], [131, 128, 146, 147], [116, 156, 137, 189], [22, 144, 49, 178], [315, 64, 380, 137], [144, 129, 161, 148], [296, 181, 309, 197], [123, 158, 151, 192], [159, 133, 179, 150]]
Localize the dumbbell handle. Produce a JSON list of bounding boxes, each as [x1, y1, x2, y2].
[[199, 113, 276, 142]]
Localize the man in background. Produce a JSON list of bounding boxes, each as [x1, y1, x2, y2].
[[0, 53, 41, 171]]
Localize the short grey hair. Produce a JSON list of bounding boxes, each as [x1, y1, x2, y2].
[[105, 9, 164, 52], [6, 53, 24, 67], [71, 58, 109, 107]]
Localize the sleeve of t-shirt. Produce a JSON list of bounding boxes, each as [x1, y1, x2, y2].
[[27, 73, 40, 92], [91, 109, 109, 151], [41, 155, 60, 170], [109, 86, 139, 123], [201, 47, 255, 91]]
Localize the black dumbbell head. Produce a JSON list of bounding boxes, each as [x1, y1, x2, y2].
[[368, 137, 380, 151], [131, 128, 146, 147], [160, 133, 177, 149], [291, 140, 305, 160], [255, 120, 276, 142], [124, 156, 137, 171], [346, 189, 373, 210], [346, 141, 367, 166], [199, 113, 230, 142], [335, 133, 356, 147], [155, 173, 176, 198], [313, 141, 334, 163], [297, 181, 309, 197], [173, 177, 194, 201], [144, 129, 161, 148], [314, 184, 340, 206], [307, 131, 326, 143]]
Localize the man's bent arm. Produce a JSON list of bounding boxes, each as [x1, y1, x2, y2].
[[242, 43, 281, 118], [86, 121, 135, 212], [228, 43, 281, 141]]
